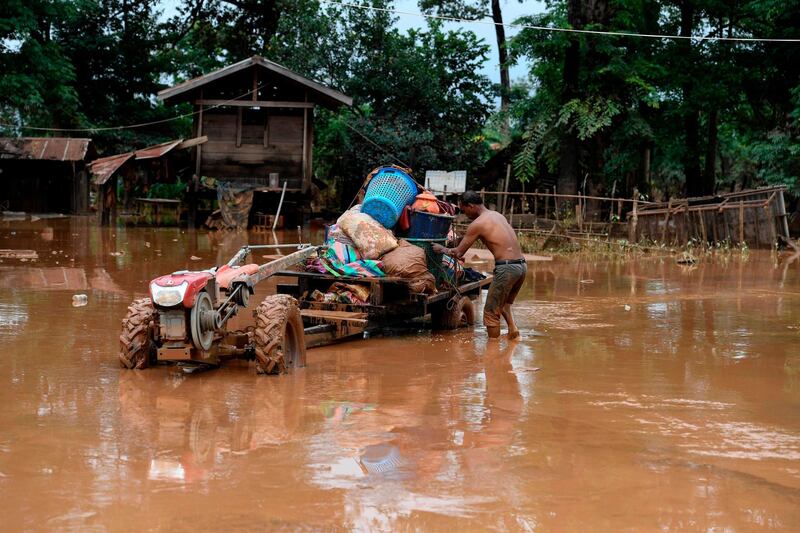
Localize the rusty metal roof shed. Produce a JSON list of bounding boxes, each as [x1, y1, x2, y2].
[[89, 136, 207, 185], [0, 137, 94, 162], [157, 56, 353, 109], [89, 152, 134, 185], [134, 139, 183, 160]]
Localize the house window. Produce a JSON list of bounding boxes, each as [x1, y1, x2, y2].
[[237, 108, 268, 147]]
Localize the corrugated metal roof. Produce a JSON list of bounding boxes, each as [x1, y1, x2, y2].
[[134, 139, 183, 160], [90, 152, 134, 185], [157, 56, 352, 109], [88, 137, 207, 185], [0, 137, 93, 161]]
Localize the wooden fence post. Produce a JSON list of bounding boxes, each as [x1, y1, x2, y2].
[[553, 186, 559, 220], [501, 165, 511, 215], [545, 191, 551, 220], [661, 199, 672, 244], [777, 189, 790, 240], [739, 201, 745, 245], [628, 188, 639, 243]]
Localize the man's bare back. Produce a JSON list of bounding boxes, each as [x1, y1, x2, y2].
[[467, 210, 523, 261], [434, 205, 522, 261]]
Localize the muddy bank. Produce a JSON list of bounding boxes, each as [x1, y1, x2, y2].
[[0, 217, 798, 530]]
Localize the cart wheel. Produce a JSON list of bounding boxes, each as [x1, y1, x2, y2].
[[119, 298, 157, 369], [253, 294, 306, 374], [432, 296, 476, 330]]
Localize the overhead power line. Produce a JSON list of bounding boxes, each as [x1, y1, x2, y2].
[[320, 0, 800, 43], [0, 84, 266, 133]]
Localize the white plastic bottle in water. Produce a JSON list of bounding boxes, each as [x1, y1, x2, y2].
[[72, 294, 88, 307]]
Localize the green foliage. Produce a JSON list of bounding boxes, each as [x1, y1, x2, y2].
[[147, 178, 187, 200], [502, 0, 800, 200], [2, 0, 799, 205], [557, 96, 622, 140]]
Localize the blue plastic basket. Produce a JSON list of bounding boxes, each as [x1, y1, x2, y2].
[[362, 167, 418, 229], [406, 211, 454, 239]]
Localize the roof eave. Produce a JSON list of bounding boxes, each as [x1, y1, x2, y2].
[[157, 56, 352, 109]]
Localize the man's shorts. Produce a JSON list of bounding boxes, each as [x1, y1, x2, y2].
[[484, 261, 527, 327]]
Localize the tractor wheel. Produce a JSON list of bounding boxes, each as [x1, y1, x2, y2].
[[253, 294, 306, 374], [119, 298, 157, 369], [432, 296, 476, 330]]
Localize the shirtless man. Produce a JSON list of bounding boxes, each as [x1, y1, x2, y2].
[[432, 191, 526, 339]]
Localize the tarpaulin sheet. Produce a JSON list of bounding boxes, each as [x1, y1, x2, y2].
[[217, 181, 253, 231]]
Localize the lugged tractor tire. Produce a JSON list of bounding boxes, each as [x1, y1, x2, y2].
[[253, 294, 306, 375], [119, 298, 157, 369], [432, 296, 476, 330]]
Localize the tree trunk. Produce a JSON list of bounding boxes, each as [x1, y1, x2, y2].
[[680, 1, 703, 198], [491, 0, 510, 135], [558, 0, 583, 196], [703, 108, 718, 195]]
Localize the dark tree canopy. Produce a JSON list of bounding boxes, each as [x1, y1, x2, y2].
[[0, 0, 798, 197]]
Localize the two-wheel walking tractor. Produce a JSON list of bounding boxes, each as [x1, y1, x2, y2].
[[119, 244, 493, 374]]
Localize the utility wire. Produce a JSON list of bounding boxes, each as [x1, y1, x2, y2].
[[320, 0, 800, 43], [0, 83, 267, 133], [341, 120, 411, 168]]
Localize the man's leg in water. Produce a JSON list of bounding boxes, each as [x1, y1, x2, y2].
[[484, 266, 513, 339], [500, 304, 519, 339], [501, 265, 527, 339]]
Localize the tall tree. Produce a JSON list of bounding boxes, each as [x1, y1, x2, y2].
[[0, 0, 82, 132], [420, 0, 511, 134]]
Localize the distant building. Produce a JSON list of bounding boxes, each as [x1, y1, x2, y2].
[[0, 137, 95, 213], [158, 55, 352, 196]]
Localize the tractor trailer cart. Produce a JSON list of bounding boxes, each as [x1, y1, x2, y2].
[[119, 244, 493, 374]]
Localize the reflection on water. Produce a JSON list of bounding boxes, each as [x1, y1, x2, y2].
[[0, 217, 799, 530]]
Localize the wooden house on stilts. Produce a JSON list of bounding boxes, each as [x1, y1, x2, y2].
[[157, 56, 352, 226]]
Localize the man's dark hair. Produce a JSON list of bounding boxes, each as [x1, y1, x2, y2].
[[459, 190, 483, 206]]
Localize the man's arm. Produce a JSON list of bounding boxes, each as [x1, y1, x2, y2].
[[433, 221, 481, 258]]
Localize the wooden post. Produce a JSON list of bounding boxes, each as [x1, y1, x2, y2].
[[698, 210, 707, 245], [534, 189, 539, 217], [609, 180, 617, 222], [302, 106, 308, 184], [753, 204, 762, 248], [273, 181, 288, 230], [188, 174, 198, 229], [628, 188, 639, 243], [739, 201, 745, 245], [661, 199, 672, 244], [710, 211, 719, 243], [553, 186, 559, 220], [776, 190, 790, 240], [545, 190, 551, 220], [235, 107, 243, 148], [767, 203, 778, 248], [501, 164, 511, 215], [195, 98, 204, 178]]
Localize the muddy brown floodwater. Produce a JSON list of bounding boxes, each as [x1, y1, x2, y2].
[[1, 216, 799, 531]]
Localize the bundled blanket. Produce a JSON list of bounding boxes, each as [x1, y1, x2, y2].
[[337, 208, 398, 259], [305, 224, 385, 278]]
